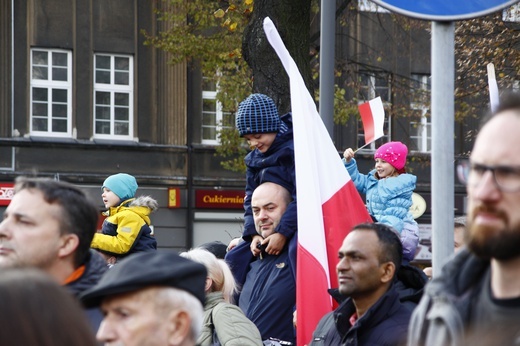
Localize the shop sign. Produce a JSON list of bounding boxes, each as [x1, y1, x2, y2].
[[195, 190, 244, 209], [0, 183, 14, 206]]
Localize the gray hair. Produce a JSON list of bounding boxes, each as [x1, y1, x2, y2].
[[181, 248, 238, 304], [454, 216, 466, 228], [155, 287, 204, 341]]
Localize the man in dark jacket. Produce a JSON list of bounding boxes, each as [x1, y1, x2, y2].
[[408, 93, 520, 346], [0, 177, 107, 331], [310, 223, 412, 346], [226, 182, 296, 345]]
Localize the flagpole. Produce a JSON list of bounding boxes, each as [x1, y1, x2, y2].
[[354, 142, 372, 153]]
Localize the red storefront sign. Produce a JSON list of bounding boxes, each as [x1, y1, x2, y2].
[[0, 183, 14, 206], [195, 189, 244, 209]]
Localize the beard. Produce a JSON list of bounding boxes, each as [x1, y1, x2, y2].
[[467, 205, 520, 260]]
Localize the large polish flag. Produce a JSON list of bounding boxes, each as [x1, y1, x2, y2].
[[264, 18, 372, 345], [358, 96, 385, 145]]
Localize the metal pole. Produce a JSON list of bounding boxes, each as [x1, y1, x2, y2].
[[431, 21, 455, 277], [319, 0, 335, 136]]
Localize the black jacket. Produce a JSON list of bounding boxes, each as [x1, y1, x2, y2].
[[66, 250, 108, 332], [310, 283, 412, 346]]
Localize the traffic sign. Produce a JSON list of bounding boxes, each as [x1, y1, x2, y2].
[[370, 0, 520, 21]]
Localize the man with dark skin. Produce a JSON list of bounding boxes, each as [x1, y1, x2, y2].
[[310, 223, 412, 345]]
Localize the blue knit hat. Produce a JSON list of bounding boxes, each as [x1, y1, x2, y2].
[[236, 94, 281, 137], [102, 173, 138, 201]]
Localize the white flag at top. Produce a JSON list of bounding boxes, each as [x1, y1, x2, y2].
[[263, 17, 371, 345], [487, 63, 499, 113]]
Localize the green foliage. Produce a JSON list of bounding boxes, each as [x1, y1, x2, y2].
[[142, 0, 255, 109], [143, 1, 518, 171], [215, 127, 248, 173], [142, 0, 253, 171], [455, 13, 520, 116]]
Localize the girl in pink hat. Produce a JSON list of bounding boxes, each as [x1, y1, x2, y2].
[[343, 141, 419, 263]]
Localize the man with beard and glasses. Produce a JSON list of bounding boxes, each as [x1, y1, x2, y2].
[[408, 92, 520, 346]]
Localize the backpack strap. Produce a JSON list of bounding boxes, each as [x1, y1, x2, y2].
[[209, 302, 225, 346]]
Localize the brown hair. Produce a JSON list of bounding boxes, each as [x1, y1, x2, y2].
[[0, 268, 97, 345], [14, 177, 99, 267]]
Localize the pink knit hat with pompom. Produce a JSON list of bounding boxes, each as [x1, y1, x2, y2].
[[374, 141, 408, 170]]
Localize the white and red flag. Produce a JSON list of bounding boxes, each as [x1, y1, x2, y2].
[[358, 96, 385, 145], [264, 17, 372, 345]]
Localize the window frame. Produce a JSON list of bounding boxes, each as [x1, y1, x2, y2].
[[30, 48, 73, 137], [409, 74, 431, 153], [201, 76, 233, 145], [93, 54, 134, 140], [358, 0, 390, 13]]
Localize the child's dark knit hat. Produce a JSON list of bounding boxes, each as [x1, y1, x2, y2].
[[102, 173, 138, 201], [236, 93, 280, 137]]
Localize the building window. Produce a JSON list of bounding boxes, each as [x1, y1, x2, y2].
[[93, 54, 133, 140], [357, 72, 391, 150], [201, 77, 234, 145], [30, 49, 72, 137], [409, 74, 431, 153], [503, 3, 520, 22], [358, 0, 389, 13]]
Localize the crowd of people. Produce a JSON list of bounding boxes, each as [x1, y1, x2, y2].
[[1, 91, 520, 345]]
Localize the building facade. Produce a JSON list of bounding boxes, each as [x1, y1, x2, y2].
[[0, 1, 478, 255]]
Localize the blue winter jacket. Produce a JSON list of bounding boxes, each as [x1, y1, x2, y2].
[[242, 113, 296, 241], [344, 158, 416, 233], [310, 283, 412, 346]]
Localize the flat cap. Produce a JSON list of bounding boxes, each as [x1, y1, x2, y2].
[[80, 252, 207, 307]]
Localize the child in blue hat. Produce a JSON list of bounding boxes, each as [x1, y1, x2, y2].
[[91, 173, 158, 257], [228, 94, 297, 275]]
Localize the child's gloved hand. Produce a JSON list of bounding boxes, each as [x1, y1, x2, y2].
[[343, 148, 355, 162]]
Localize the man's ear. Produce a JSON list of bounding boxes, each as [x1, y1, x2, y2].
[[58, 234, 79, 259], [167, 310, 192, 346], [380, 262, 396, 284]]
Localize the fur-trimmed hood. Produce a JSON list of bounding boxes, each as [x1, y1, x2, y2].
[[128, 196, 159, 213]]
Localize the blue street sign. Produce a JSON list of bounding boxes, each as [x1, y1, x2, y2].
[[370, 0, 520, 21]]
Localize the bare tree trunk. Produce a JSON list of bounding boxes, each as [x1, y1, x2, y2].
[[242, 0, 313, 114]]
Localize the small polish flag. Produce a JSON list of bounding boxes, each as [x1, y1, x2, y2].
[[358, 97, 385, 145], [264, 17, 372, 346]]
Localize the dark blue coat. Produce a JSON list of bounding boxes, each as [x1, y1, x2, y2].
[[225, 238, 297, 344], [242, 113, 297, 241], [310, 283, 412, 346], [233, 247, 296, 344]]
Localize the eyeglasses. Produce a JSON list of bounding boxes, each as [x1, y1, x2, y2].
[[458, 160, 520, 192]]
